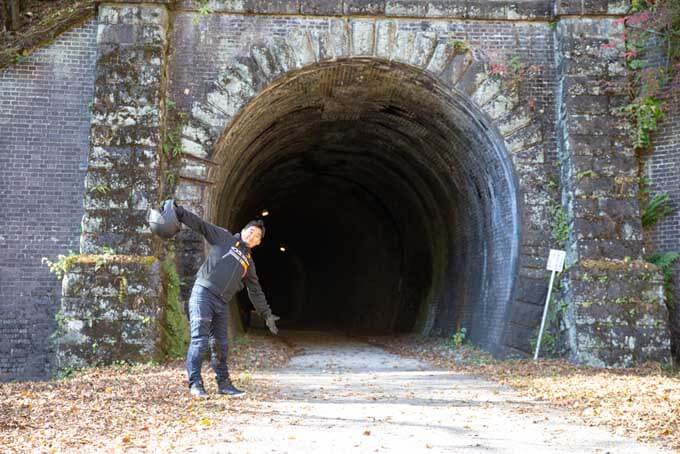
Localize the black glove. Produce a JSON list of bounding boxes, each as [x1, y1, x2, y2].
[[265, 314, 280, 335]]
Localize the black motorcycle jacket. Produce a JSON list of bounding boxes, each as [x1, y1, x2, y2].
[[175, 205, 272, 319]]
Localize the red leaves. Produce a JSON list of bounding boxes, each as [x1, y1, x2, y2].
[[623, 49, 639, 59], [626, 11, 652, 26], [488, 62, 507, 76], [613, 11, 652, 27]]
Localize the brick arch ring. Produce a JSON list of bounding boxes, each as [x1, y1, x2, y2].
[[180, 31, 525, 163]]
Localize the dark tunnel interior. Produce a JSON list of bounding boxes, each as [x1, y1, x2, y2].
[[209, 59, 520, 350]]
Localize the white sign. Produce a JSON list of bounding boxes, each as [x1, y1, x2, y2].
[[546, 249, 566, 272], [536, 249, 566, 360]]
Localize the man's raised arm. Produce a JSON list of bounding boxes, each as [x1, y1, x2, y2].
[[173, 203, 234, 245]]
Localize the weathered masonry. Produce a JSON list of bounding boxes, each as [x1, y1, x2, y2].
[[1, 0, 678, 380]]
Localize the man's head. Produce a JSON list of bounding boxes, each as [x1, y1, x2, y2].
[[241, 220, 265, 248]]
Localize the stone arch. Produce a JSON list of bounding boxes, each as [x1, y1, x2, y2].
[[173, 28, 542, 356], [179, 27, 527, 163]]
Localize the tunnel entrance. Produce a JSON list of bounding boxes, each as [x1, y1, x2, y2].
[[208, 59, 519, 351]]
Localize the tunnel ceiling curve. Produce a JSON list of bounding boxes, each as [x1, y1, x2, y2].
[[207, 58, 519, 350]]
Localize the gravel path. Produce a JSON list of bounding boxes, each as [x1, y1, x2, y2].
[[191, 331, 669, 454]]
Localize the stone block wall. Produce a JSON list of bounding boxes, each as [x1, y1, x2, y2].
[[56, 256, 162, 369], [83, 3, 169, 255], [554, 18, 670, 366], [58, 1, 173, 369], [558, 260, 669, 366], [0, 20, 97, 380]]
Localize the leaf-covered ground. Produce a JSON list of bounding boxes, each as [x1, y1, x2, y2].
[[2, 333, 678, 452], [0, 332, 293, 453], [366, 335, 680, 452]]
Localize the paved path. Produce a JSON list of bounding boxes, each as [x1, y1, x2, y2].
[[192, 331, 669, 454]]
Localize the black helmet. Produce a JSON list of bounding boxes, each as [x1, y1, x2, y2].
[[148, 199, 180, 239]]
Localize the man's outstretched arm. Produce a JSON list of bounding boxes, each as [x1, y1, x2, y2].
[[173, 202, 233, 246], [244, 261, 279, 334]]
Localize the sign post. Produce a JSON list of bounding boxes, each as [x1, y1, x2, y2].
[[534, 249, 566, 360]]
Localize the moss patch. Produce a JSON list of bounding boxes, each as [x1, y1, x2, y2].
[[580, 258, 659, 272], [159, 255, 189, 360]]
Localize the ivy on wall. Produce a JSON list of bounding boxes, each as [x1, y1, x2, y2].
[[608, 0, 680, 150]]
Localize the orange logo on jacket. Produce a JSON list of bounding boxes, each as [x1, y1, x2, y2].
[[224, 242, 250, 277]]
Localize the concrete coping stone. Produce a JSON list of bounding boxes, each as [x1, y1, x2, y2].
[[162, 1, 628, 20]]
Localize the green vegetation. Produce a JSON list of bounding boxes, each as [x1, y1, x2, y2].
[[546, 178, 559, 190], [448, 327, 467, 349], [449, 39, 469, 54], [159, 255, 189, 359], [197, 3, 214, 15], [94, 246, 116, 271], [550, 204, 569, 247], [89, 183, 110, 195], [55, 364, 81, 380], [618, 96, 665, 150], [43, 246, 144, 280], [161, 99, 187, 199], [41, 250, 79, 279], [614, 0, 680, 151], [530, 298, 567, 356], [641, 192, 676, 228], [647, 251, 680, 308], [190, 0, 214, 24], [116, 272, 128, 305], [576, 170, 595, 180]]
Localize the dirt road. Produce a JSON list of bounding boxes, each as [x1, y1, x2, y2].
[[188, 331, 669, 454]]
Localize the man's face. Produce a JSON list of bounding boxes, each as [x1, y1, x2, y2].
[[241, 226, 263, 248]]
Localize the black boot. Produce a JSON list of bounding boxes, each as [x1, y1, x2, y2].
[[217, 379, 245, 397], [189, 381, 208, 398]]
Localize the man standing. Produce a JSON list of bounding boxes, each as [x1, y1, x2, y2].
[[167, 201, 279, 398]]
